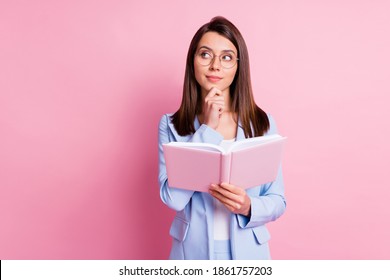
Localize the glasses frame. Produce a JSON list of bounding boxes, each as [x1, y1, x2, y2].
[[195, 49, 239, 69]]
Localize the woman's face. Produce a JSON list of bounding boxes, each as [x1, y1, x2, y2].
[[194, 32, 238, 95]]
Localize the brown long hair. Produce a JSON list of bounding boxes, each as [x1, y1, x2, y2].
[[171, 16, 269, 138]]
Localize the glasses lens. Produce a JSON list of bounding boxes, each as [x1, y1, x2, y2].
[[196, 50, 213, 66], [220, 53, 237, 69]]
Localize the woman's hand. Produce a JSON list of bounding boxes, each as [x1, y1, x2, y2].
[[209, 183, 251, 216], [203, 87, 224, 130]]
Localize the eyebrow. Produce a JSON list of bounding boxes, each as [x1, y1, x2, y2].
[[198, 45, 236, 54]]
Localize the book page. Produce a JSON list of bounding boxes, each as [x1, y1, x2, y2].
[[164, 142, 225, 153], [229, 138, 285, 188], [163, 144, 222, 192], [226, 134, 284, 153]]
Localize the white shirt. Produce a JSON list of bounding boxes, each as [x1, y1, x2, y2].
[[213, 138, 236, 240]]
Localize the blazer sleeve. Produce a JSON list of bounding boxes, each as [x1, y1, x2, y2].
[[236, 115, 287, 228], [158, 114, 223, 211]]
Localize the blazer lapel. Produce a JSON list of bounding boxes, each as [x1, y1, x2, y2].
[[236, 119, 246, 140]]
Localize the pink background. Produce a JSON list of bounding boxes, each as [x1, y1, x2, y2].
[[1, 0, 389, 259]]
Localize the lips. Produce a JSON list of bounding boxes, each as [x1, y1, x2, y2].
[[206, 75, 222, 82]]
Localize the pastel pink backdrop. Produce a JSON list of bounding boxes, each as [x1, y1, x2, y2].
[[1, 0, 389, 259]]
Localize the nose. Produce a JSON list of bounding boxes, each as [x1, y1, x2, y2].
[[209, 55, 221, 70]]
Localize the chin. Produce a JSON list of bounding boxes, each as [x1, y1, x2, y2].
[[204, 83, 229, 92]]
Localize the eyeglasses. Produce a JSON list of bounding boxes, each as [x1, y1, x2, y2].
[[195, 48, 239, 69]]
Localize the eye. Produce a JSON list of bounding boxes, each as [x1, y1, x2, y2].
[[199, 51, 212, 59], [221, 54, 233, 61]]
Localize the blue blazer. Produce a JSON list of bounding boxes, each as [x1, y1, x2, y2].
[[158, 114, 286, 259]]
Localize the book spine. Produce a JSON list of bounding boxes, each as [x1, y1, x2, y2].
[[220, 153, 232, 184]]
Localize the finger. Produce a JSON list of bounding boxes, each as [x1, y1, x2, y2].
[[211, 188, 240, 205], [214, 195, 237, 211], [209, 188, 241, 210], [205, 100, 224, 106], [207, 103, 224, 113], [212, 87, 223, 96], [205, 87, 218, 98], [210, 103, 225, 109], [210, 184, 242, 204], [212, 190, 249, 215], [210, 184, 251, 215], [206, 87, 222, 98], [205, 96, 224, 104], [219, 182, 244, 195]]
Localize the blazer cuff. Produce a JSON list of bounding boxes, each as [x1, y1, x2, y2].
[[236, 213, 250, 228], [236, 196, 262, 228]]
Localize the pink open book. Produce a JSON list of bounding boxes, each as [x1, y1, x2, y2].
[[162, 134, 286, 192]]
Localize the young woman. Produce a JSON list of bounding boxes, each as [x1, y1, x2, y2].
[[158, 16, 286, 260]]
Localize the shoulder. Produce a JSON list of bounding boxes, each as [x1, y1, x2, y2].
[[158, 113, 174, 143], [159, 113, 193, 143], [159, 113, 174, 127]]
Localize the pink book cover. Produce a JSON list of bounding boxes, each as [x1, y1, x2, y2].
[[163, 135, 286, 192]]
